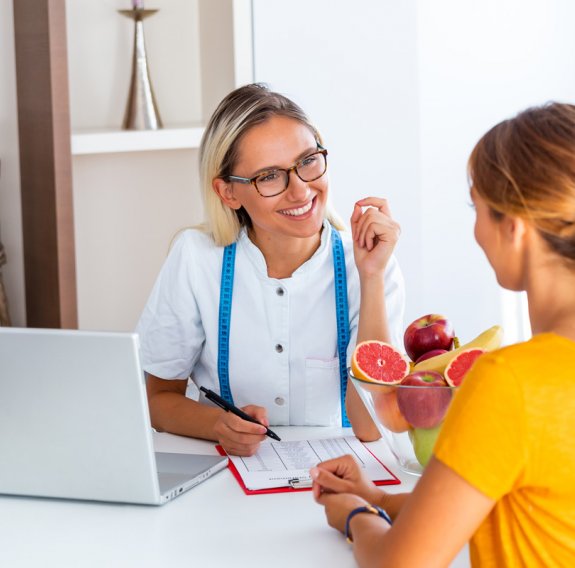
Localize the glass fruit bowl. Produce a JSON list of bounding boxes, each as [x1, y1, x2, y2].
[[349, 369, 457, 476]]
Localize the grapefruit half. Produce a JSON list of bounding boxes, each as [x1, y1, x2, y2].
[[351, 341, 410, 385], [444, 348, 485, 387]]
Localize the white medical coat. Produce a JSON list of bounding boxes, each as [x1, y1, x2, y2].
[[137, 221, 405, 426]]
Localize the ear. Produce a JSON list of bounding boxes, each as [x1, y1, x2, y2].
[[212, 178, 242, 210], [504, 215, 528, 249]]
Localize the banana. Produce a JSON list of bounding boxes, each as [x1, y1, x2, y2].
[[412, 325, 503, 375]]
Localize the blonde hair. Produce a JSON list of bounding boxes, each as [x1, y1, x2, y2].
[[468, 102, 575, 263], [198, 83, 344, 246]]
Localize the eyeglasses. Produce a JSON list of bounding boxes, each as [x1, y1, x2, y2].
[[225, 148, 328, 198]]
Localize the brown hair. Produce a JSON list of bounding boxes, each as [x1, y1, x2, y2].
[[468, 102, 575, 262], [198, 83, 344, 246]]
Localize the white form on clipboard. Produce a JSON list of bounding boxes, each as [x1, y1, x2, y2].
[[220, 436, 400, 494]]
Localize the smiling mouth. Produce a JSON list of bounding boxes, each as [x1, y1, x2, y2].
[[278, 197, 315, 217]]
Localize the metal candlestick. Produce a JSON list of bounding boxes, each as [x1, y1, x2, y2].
[[119, 8, 163, 130]]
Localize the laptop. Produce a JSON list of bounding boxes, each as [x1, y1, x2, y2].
[[0, 327, 228, 505]]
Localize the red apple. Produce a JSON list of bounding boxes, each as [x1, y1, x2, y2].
[[396, 371, 453, 429], [414, 348, 448, 364], [403, 314, 455, 362]]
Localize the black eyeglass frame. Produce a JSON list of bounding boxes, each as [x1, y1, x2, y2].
[[224, 147, 328, 198]]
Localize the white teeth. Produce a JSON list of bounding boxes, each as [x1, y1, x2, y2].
[[280, 201, 313, 216]]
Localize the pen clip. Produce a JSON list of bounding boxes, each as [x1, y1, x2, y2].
[[288, 477, 313, 489]]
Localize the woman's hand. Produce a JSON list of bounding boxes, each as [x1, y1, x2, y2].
[[316, 492, 369, 534], [146, 376, 270, 454], [310, 454, 383, 505], [351, 197, 401, 278], [213, 404, 269, 456]]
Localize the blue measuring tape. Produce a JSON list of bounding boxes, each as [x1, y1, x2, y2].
[[330, 227, 351, 427], [217, 243, 237, 405], [217, 225, 351, 427]]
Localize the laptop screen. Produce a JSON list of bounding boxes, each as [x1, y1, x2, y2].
[[0, 328, 226, 504]]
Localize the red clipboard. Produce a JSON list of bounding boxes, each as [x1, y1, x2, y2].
[[216, 443, 401, 496]]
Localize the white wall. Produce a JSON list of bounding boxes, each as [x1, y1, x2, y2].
[[416, 0, 575, 342], [253, 0, 422, 336], [0, 0, 25, 326], [253, 0, 575, 345], [3, 1, 575, 337]]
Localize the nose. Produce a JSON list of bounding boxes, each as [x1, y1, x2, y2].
[[285, 168, 311, 201]]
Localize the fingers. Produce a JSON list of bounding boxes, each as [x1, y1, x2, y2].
[[356, 196, 392, 217], [311, 467, 353, 499], [316, 454, 361, 479], [351, 197, 400, 252], [243, 405, 270, 428], [310, 455, 361, 500], [355, 210, 400, 252], [350, 202, 362, 243], [214, 406, 269, 456], [311, 454, 383, 505]]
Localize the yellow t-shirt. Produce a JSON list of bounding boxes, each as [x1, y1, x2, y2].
[[434, 333, 575, 567]]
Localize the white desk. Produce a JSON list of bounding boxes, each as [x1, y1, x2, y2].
[[0, 428, 470, 567]]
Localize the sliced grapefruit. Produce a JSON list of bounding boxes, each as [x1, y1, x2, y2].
[[444, 348, 485, 387], [351, 341, 410, 386]]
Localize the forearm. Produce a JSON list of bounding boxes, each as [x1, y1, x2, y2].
[[346, 382, 380, 441], [348, 273, 389, 441], [351, 516, 397, 568], [349, 498, 413, 568], [377, 491, 409, 521], [148, 389, 223, 441], [356, 273, 390, 344]]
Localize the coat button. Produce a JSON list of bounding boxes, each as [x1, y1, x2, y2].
[[275, 344, 283, 353], [276, 287, 285, 296], [274, 397, 285, 406]]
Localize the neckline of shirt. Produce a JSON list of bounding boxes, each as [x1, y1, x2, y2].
[[531, 331, 575, 349], [237, 219, 333, 281]]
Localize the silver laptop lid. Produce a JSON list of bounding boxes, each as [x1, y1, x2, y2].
[[0, 328, 161, 504]]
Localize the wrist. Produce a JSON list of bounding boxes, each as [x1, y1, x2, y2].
[[358, 270, 386, 286], [345, 504, 392, 543], [376, 492, 407, 521]]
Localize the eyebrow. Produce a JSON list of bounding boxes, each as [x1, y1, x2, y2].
[[250, 146, 318, 177]]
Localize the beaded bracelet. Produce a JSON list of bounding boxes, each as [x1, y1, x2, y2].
[[345, 504, 392, 543]]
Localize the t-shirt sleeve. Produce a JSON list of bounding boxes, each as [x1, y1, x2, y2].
[[434, 352, 527, 500], [136, 232, 206, 380]]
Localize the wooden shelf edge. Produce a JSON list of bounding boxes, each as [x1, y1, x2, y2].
[[71, 126, 205, 155]]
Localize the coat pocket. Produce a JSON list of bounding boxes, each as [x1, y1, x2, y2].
[[304, 357, 342, 426]]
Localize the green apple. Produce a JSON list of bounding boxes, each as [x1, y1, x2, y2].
[[408, 425, 442, 467]]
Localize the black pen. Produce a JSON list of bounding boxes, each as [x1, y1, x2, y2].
[[199, 386, 281, 441]]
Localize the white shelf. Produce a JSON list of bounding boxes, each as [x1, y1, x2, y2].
[[71, 125, 205, 155]]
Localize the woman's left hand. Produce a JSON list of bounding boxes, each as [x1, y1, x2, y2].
[[351, 197, 401, 278], [315, 491, 369, 534]]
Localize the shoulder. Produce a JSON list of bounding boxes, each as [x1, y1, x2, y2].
[[478, 333, 575, 369], [157, 229, 227, 286], [168, 228, 227, 263], [171, 227, 220, 252], [469, 334, 575, 398], [452, 335, 564, 404]]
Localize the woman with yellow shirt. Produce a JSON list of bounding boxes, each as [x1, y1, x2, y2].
[[311, 102, 575, 567]]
